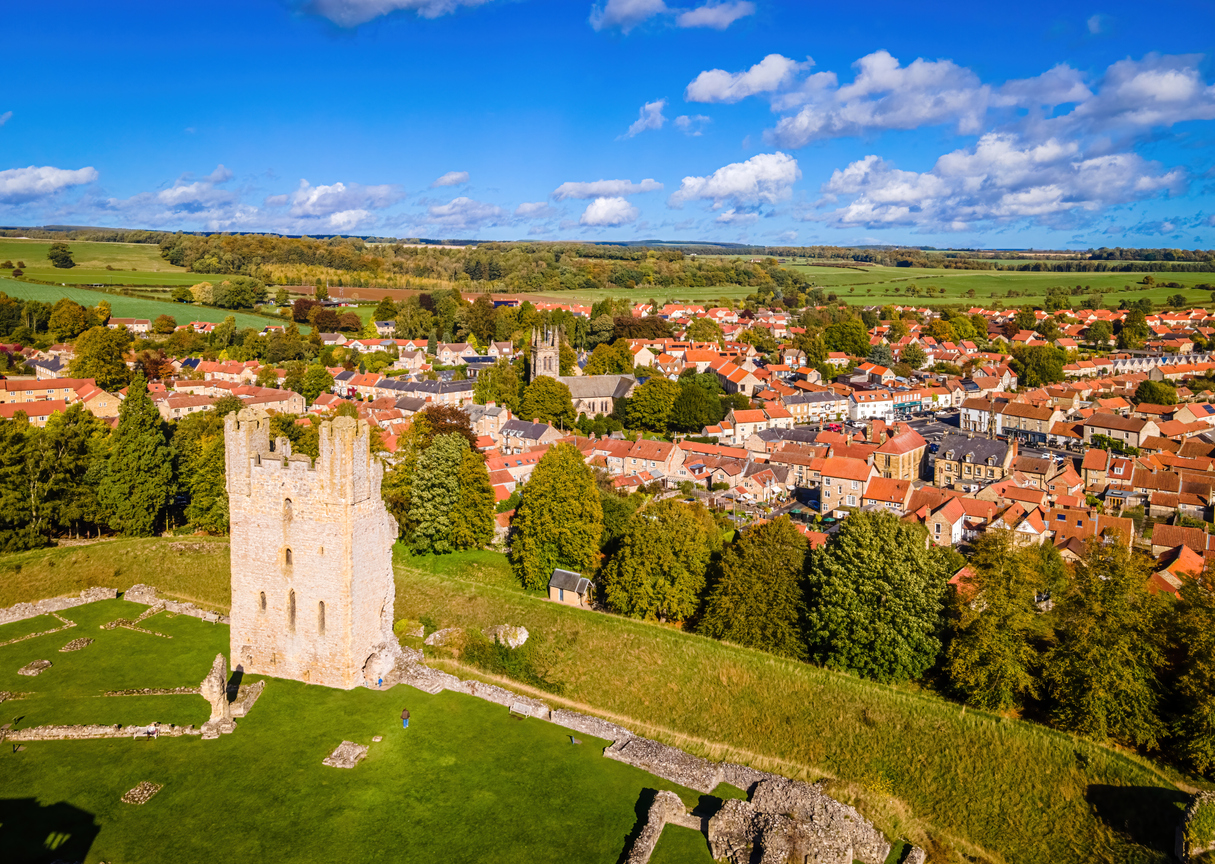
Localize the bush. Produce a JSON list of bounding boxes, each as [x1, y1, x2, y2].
[[459, 631, 564, 694]]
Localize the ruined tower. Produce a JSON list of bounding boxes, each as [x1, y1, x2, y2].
[[530, 326, 560, 382], [225, 408, 399, 689]]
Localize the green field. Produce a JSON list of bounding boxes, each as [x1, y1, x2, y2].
[[0, 597, 726, 864], [0, 238, 206, 287], [0, 538, 1195, 864], [785, 263, 1215, 307], [0, 278, 282, 332]]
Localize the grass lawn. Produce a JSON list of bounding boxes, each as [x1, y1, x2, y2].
[[0, 539, 1196, 863], [0, 597, 722, 864], [0, 278, 278, 332]]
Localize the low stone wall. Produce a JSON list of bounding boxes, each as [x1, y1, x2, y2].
[[1177, 791, 1215, 863], [6, 723, 201, 741], [605, 736, 724, 795], [548, 708, 634, 743], [230, 680, 266, 718], [0, 587, 117, 627], [623, 791, 686, 864]]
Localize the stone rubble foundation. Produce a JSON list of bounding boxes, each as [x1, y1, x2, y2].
[[59, 637, 94, 652], [121, 781, 164, 805], [323, 740, 369, 768], [18, 660, 52, 677]]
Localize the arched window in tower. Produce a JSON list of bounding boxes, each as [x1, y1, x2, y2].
[[284, 548, 293, 566], [317, 601, 326, 635], [259, 591, 266, 612], [283, 498, 293, 522], [288, 590, 296, 631]]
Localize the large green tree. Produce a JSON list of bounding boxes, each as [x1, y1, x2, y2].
[[668, 381, 715, 433], [627, 376, 680, 432], [509, 443, 603, 590], [603, 500, 719, 621], [1134, 379, 1177, 406], [301, 365, 334, 404], [1044, 539, 1166, 746], [520, 376, 576, 427], [49, 298, 91, 340], [698, 516, 807, 659], [70, 326, 131, 390], [185, 434, 229, 533], [474, 357, 522, 413], [945, 530, 1047, 710], [0, 415, 40, 551], [410, 433, 467, 554], [823, 319, 870, 356], [27, 402, 108, 541], [98, 375, 173, 536], [450, 447, 495, 550], [1172, 577, 1215, 775], [804, 510, 950, 682]]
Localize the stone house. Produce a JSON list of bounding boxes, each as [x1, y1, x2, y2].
[[873, 428, 927, 480], [848, 390, 895, 423], [558, 375, 636, 417], [1082, 413, 1160, 448], [500, 419, 562, 454], [819, 456, 876, 513], [998, 402, 1063, 444], [862, 477, 913, 513], [933, 434, 1016, 490], [715, 363, 762, 397]]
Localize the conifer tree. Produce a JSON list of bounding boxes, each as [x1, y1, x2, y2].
[[185, 435, 229, 534], [0, 414, 39, 551], [804, 510, 950, 682], [509, 443, 603, 589], [99, 375, 173, 536], [603, 500, 718, 621], [409, 433, 465, 554], [450, 447, 494, 550], [698, 516, 807, 658]]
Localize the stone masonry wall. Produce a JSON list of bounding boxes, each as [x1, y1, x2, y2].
[[226, 409, 398, 690]]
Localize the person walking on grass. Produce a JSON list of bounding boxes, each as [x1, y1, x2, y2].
[[401, 708, 410, 729]]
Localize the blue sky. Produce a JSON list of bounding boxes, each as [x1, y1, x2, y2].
[[2, 0, 1213, 248]]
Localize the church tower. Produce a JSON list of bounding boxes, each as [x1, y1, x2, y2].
[[225, 408, 399, 689], [530, 326, 560, 382]]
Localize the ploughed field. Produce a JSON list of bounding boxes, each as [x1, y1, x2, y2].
[[0, 596, 723, 864]]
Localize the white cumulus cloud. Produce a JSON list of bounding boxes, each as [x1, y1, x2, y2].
[[675, 1, 754, 29], [685, 54, 806, 103], [328, 209, 374, 231], [431, 170, 470, 187], [590, 0, 754, 33], [305, 0, 498, 27], [816, 132, 1186, 231], [1068, 53, 1215, 132], [669, 152, 801, 208], [0, 165, 99, 204], [426, 196, 507, 230], [622, 99, 667, 138], [675, 115, 711, 136], [553, 178, 663, 200], [580, 196, 639, 226], [515, 201, 557, 218], [289, 179, 403, 217]]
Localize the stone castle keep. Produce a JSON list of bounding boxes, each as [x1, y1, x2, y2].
[[225, 408, 400, 689]]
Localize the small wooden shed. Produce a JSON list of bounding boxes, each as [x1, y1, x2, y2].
[[548, 569, 593, 607]]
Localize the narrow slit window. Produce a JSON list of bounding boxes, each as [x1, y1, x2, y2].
[[259, 591, 266, 612], [318, 601, 326, 635], [285, 548, 293, 566], [288, 590, 296, 631], [284, 498, 293, 521]]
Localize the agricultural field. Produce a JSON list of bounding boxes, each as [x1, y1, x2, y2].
[[0, 538, 1191, 864], [0, 278, 282, 332], [0, 238, 203, 287], [0, 595, 722, 864]]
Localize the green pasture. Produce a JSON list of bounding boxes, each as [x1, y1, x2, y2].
[[0, 279, 280, 332], [0, 238, 204, 286], [786, 263, 1215, 307], [0, 596, 723, 864]]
